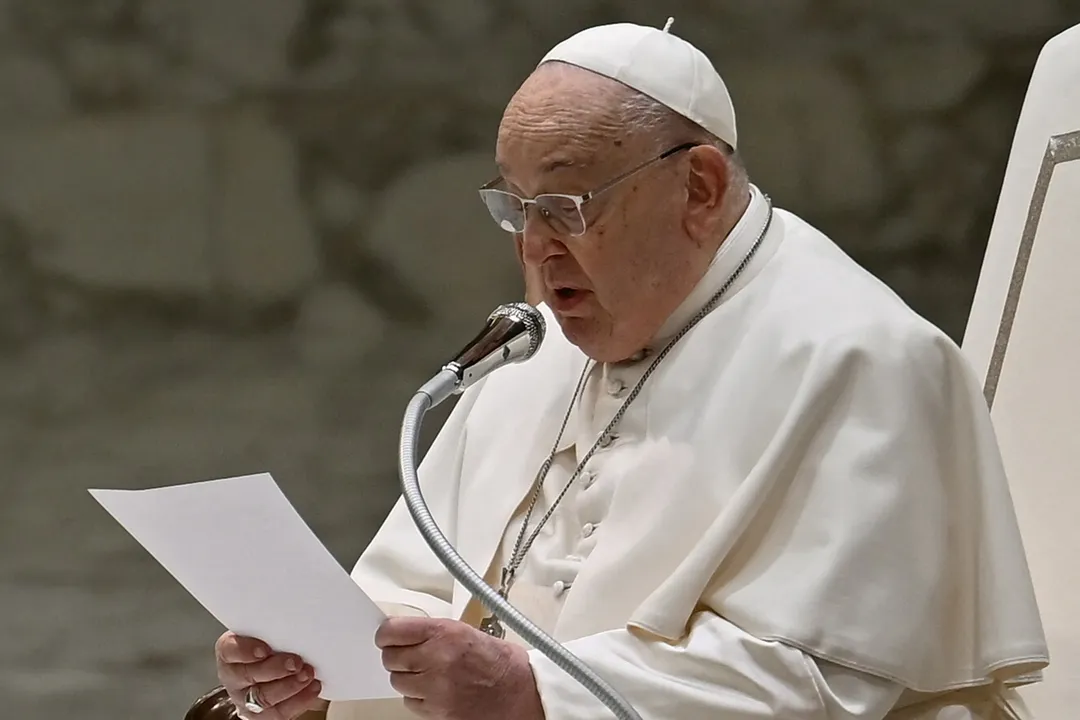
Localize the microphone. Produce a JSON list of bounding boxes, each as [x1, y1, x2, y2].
[[398, 302, 642, 720], [417, 302, 546, 408]]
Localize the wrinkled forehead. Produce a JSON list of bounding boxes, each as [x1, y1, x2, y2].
[[495, 64, 639, 185]]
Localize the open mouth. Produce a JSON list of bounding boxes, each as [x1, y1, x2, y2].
[[549, 286, 588, 311]]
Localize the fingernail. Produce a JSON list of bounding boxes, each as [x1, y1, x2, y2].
[[254, 647, 267, 659], [298, 670, 311, 682], [286, 658, 299, 672]]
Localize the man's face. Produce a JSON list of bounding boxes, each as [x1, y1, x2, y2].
[[494, 65, 707, 363]]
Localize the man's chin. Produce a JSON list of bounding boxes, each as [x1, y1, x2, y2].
[[551, 313, 596, 349], [554, 317, 642, 364]]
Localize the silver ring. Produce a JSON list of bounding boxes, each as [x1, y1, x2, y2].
[[244, 686, 265, 714]]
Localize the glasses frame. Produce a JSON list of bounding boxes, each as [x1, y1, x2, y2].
[[478, 142, 700, 237]]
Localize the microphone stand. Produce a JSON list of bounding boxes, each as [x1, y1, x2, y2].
[[398, 367, 643, 720]]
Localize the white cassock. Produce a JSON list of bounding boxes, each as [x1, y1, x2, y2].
[[327, 184, 1048, 720]]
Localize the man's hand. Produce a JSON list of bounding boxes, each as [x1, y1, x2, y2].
[[376, 617, 545, 720], [215, 631, 325, 719]]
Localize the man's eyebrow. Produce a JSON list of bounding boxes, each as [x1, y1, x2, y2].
[[495, 155, 586, 177], [540, 156, 579, 172]]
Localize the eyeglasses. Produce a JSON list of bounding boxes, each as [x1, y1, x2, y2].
[[478, 142, 699, 237]]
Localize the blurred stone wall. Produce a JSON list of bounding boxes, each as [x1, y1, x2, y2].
[[0, 0, 1076, 717]]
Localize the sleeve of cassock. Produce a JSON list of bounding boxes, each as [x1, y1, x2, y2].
[[527, 612, 904, 720], [347, 382, 487, 619]]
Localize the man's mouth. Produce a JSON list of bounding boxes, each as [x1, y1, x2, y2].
[[554, 287, 579, 300], [549, 286, 589, 311]]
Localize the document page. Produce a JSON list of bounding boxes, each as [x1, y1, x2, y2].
[[89, 473, 395, 701]]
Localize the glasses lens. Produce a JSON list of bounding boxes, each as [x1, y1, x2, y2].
[[479, 189, 525, 233], [535, 194, 586, 236]]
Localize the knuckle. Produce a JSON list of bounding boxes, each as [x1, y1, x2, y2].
[[434, 641, 461, 668], [269, 685, 293, 709], [215, 662, 229, 684], [219, 667, 244, 692], [402, 697, 426, 717], [235, 663, 257, 688], [291, 669, 314, 691], [214, 631, 234, 658], [436, 673, 456, 697], [424, 647, 446, 671]]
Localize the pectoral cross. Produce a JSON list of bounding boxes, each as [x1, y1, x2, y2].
[[479, 611, 505, 639], [478, 569, 513, 639]]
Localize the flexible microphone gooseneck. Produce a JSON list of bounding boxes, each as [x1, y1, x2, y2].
[[397, 302, 642, 720]]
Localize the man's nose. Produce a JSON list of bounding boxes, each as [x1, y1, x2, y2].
[[519, 210, 564, 265]]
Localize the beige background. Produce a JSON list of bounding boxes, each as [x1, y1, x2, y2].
[[0, 1, 1078, 717]]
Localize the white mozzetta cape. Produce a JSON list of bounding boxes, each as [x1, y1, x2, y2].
[[351, 203, 1048, 695]]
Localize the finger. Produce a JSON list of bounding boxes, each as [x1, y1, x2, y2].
[[389, 670, 429, 700], [216, 631, 272, 664], [233, 680, 322, 720], [221, 652, 305, 690], [402, 696, 427, 717], [254, 664, 317, 708], [381, 646, 426, 673], [374, 617, 441, 649], [268, 681, 323, 720]]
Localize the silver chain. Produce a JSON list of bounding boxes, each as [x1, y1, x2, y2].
[[495, 195, 775, 601]]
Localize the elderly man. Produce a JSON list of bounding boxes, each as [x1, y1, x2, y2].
[[214, 20, 1048, 720]]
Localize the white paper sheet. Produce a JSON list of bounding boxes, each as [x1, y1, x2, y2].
[[89, 472, 396, 701]]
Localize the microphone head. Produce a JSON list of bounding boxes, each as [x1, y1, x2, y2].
[[445, 302, 547, 391], [487, 302, 546, 361]]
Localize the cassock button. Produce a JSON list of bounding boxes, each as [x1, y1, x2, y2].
[[606, 378, 627, 397], [582, 522, 596, 538], [581, 471, 596, 489], [553, 580, 569, 596], [597, 433, 617, 449]]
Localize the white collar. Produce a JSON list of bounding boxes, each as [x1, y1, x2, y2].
[[646, 183, 772, 352]]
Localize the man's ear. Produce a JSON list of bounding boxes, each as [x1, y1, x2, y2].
[[683, 146, 730, 240]]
